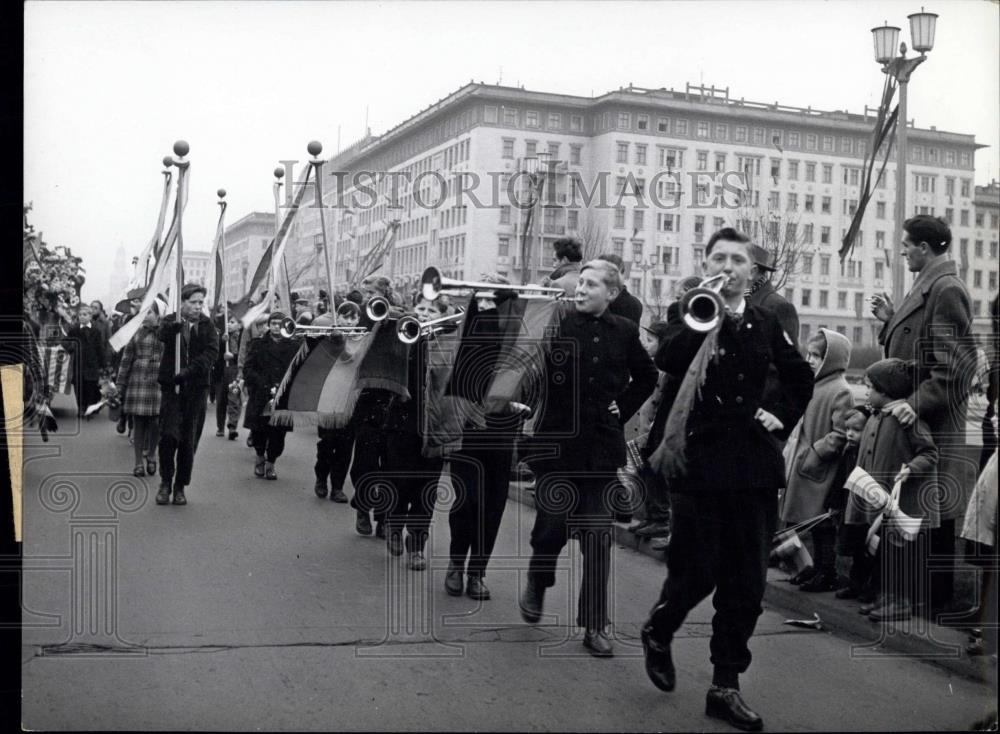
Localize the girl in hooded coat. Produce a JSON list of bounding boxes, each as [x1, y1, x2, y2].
[[780, 328, 854, 591]]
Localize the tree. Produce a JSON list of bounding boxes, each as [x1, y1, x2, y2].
[[730, 198, 814, 291], [576, 210, 609, 263]]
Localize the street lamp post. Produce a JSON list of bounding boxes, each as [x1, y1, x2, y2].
[[871, 8, 938, 306]]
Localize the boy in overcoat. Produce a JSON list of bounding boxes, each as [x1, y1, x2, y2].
[[156, 284, 218, 506]]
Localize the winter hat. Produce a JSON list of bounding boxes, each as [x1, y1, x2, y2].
[[267, 310, 287, 324], [866, 358, 917, 400]]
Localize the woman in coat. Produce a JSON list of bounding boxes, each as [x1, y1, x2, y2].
[[116, 304, 165, 476], [244, 311, 299, 480]]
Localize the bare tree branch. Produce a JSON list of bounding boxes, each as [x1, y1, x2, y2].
[[730, 197, 815, 291]]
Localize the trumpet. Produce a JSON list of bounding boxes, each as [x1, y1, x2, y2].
[[678, 273, 730, 332], [364, 296, 391, 322], [279, 318, 368, 339], [396, 312, 464, 344], [420, 266, 565, 301]]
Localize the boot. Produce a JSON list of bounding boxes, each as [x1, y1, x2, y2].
[[172, 485, 187, 505], [156, 482, 171, 505], [466, 574, 490, 600], [583, 627, 614, 657], [329, 486, 348, 503], [445, 564, 464, 596], [314, 477, 329, 498], [264, 461, 277, 480]]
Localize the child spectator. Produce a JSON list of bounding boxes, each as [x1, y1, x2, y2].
[[780, 329, 854, 592], [846, 358, 939, 622], [833, 407, 873, 600]]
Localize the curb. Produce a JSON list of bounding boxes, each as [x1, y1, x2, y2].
[[507, 480, 995, 685]]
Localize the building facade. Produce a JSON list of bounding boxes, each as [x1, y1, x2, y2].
[[280, 82, 986, 342], [971, 180, 999, 337], [181, 250, 211, 287], [221, 212, 275, 303]]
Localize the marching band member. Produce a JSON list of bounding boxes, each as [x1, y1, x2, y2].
[[243, 311, 298, 480], [156, 284, 219, 506], [381, 294, 449, 570], [446, 280, 529, 599], [313, 302, 362, 503], [519, 259, 657, 657], [640, 229, 813, 731]]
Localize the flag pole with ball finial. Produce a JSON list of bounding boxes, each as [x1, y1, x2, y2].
[[171, 140, 190, 395]]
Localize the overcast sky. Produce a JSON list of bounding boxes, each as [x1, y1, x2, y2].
[[24, 0, 999, 302]]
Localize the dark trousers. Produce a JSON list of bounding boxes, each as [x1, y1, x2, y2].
[[811, 518, 837, 576], [73, 378, 99, 415], [158, 386, 208, 488], [877, 526, 927, 608], [315, 426, 356, 490], [645, 488, 777, 689], [384, 432, 443, 553], [449, 443, 515, 577], [350, 420, 389, 525], [251, 426, 287, 462], [528, 471, 616, 630], [928, 518, 958, 608], [638, 463, 671, 524]]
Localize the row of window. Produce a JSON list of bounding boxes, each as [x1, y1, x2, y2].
[[800, 323, 869, 346], [390, 242, 429, 276], [439, 233, 466, 265], [485, 105, 586, 133]]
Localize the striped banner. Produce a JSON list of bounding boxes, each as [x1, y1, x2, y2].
[[109, 161, 190, 353], [236, 165, 313, 327], [38, 344, 72, 395], [270, 327, 379, 429]]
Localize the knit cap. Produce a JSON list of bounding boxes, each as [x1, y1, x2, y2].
[[866, 358, 917, 400]]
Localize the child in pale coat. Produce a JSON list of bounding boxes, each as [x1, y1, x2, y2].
[[781, 329, 854, 591]]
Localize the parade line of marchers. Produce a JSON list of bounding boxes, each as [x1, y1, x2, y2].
[[31, 180, 998, 732]]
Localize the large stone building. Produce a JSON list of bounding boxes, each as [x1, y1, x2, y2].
[[181, 250, 211, 287], [221, 212, 275, 302], [281, 81, 987, 342], [971, 180, 999, 336]]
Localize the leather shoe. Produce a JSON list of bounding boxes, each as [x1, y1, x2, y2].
[[314, 479, 328, 499], [788, 566, 816, 585], [445, 566, 464, 596], [264, 462, 277, 480], [640, 625, 675, 692], [355, 511, 373, 536], [466, 574, 490, 600], [583, 628, 614, 658], [519, 578, 545, 624], [216, 429, 224, 437], [634, 521, 670, 538], [799, 572, 838, 593], [407, 551, 427, 571], [705, 686, 763, 732], [387, 532, 404, 557], [172, 488, 187, 506], [859, 596, 885, 615], [254, 456, 266, 477], [869, 599, 912, 622], [835, 585, 861, 600], [155, 483, 171, 505], [330, 488, 348, 503], [228, 430, 238, 441]]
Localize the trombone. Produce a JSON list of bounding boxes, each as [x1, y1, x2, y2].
[[279, 318, 368, 339], [420, 266, 565, 301], [396, 312, 464, 344], [678, 273, 730, 332]]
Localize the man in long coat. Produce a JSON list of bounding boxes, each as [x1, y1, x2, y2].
[[871, 214, 977, 614]]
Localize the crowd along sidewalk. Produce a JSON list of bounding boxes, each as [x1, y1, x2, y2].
[[507, 479, 997, 686]]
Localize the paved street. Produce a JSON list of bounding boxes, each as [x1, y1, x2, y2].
[[21, 395, 996, 731]]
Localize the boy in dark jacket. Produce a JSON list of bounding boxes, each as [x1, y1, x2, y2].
[[63, 304, 107, 417], [846, 358, 939, 622], [832, 408, 872, 600], [156, 284, 219, 506]]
